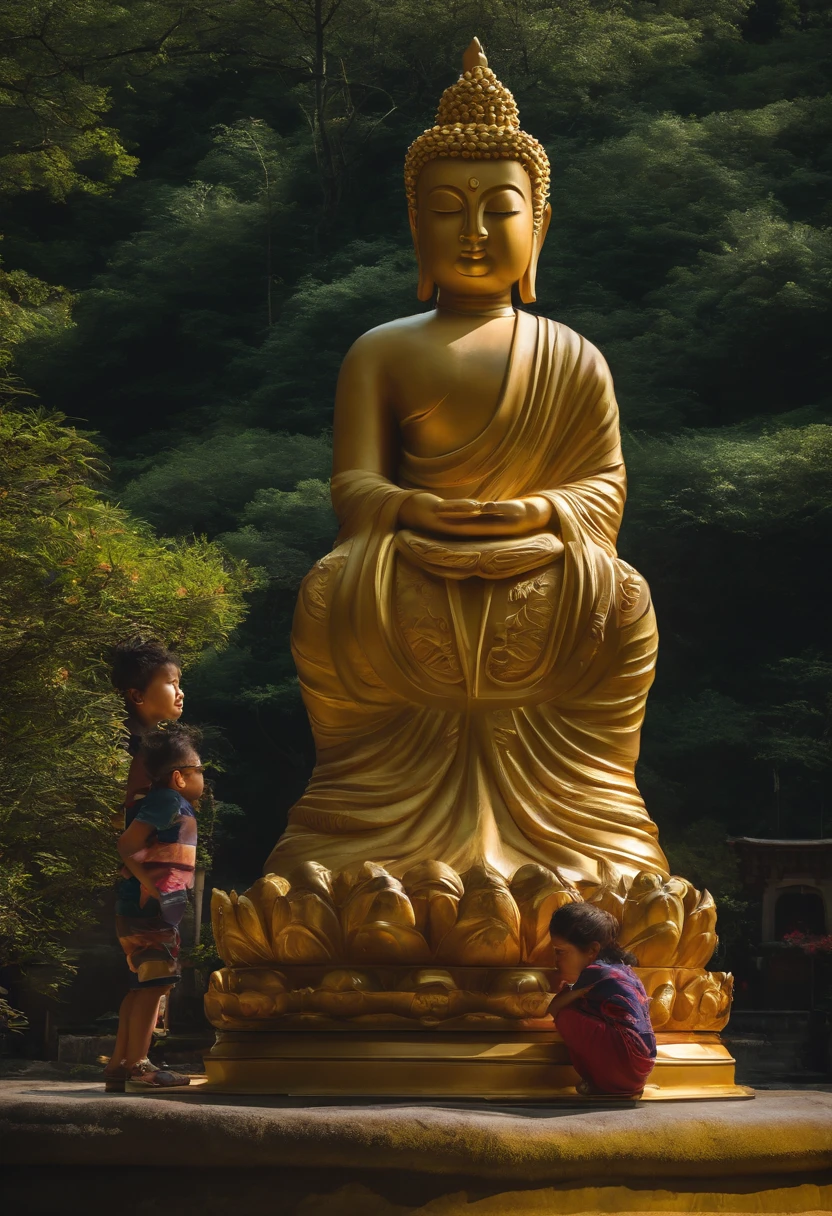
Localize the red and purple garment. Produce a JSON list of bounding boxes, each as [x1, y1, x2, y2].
[[555, 961, 656, 1095], [572, 961, 657, 1054]]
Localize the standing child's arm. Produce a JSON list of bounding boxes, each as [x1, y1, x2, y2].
[[117, 819, 162, 900]]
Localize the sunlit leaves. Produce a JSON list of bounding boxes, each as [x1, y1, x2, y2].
[[122, 431, 331, 534], [0, 406, 250, 971], [626, 423, 832, 532]]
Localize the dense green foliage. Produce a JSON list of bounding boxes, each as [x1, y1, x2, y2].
[[2, 0, 830, 921], [0, 406, 248, 979]]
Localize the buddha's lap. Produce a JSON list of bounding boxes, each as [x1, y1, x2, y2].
[[293, 536, 653, 720]]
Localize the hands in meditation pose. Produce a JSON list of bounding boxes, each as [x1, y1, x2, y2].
[[267, 40, 669, 886]]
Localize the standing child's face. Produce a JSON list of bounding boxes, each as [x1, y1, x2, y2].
[[169, 749, 204, 806], [549, 935, 601, 985], [129, 663, 183, 727]]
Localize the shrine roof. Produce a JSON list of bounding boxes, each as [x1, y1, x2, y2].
[[729, 837, 832, 848]]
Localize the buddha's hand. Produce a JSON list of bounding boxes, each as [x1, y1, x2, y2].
[[399, 493, 557, 538], [472, 496, 554, 537], [398, 492, 480, 535]]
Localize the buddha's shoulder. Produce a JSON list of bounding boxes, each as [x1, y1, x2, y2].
[[343, 313, 437, 366], [544, 317, 612, 379], [343, 312, 612, 381]]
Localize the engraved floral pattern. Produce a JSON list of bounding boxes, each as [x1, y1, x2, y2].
[[487, 568, 558, 682], [395, 558, 463, 683]]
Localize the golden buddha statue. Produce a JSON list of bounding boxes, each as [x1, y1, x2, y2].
[[266, 38, 667, 886], [206, 43, 742, 1097]]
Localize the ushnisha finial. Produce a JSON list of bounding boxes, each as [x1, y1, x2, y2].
[[404, 39, 550, 230], [462, 37, 489, 73]]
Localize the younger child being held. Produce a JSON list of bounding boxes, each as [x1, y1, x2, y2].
[[547, 902, 656, 1098], [105, 724, 203, 1091]]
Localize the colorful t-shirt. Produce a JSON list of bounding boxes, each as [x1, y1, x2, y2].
[[572, 961, 656, 1056], [127, 788, 197, 896]]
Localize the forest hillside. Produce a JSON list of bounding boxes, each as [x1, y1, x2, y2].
[[2, 0, 830, 916]]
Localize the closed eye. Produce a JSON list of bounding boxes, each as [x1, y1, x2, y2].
[[429, 189, 463, 213], [485, 190, 523, 215]]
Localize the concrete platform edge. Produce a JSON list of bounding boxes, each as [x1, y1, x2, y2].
[[1, 1081, 830, 1183]]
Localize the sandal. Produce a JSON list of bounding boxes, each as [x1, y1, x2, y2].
[[131, 1057, 158, 1077], [127, 1067, 191, 1089], [104, 1055, 158, 1092]]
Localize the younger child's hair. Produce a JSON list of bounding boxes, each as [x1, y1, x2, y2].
[[549, 901, 638, 966], [110, 637, 180, 693], [141, 724, 203, 787]]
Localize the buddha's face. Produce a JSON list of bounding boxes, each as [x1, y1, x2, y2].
[[412, 159, 541, 299]]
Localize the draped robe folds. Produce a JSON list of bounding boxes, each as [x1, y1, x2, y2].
[[266, 310, 669, 884]]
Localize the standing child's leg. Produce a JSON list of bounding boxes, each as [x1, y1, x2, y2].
[[124, 985, 170, 1070], [104, 991, 139, 1089], [109, 990, 135, 1068], [123, 983, 191, 1088]]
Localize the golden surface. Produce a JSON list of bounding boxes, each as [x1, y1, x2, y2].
[[296, 1182, 832, 1215], [203, 1029, 748, 1100], [207, 43, 747, 1101], [404, 37, 551, 234], [211, 861, 719, 977], [204, 963, 732, 1034], [207, 859, 731, 1044], [265, 40, 671, 885]]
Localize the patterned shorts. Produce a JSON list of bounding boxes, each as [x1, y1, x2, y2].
[[116, 884, 188, 989]]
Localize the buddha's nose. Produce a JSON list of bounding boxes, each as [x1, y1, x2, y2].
[[460, 217, 487, 247]]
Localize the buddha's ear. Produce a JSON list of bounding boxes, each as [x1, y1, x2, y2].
[[518, 203, 552, 305], [409, 206, 435, 302]]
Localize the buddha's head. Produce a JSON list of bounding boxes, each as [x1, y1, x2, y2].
[[404, 39, 551, 304]]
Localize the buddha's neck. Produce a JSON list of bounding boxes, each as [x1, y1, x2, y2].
[[435, 287, 515, 318]]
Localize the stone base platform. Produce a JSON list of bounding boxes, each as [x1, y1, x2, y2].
[[205, 1028, 750, 1099], [1, 1080, 830, 1214]]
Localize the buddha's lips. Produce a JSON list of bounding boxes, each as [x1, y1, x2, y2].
[[456, 252, 490, 275]]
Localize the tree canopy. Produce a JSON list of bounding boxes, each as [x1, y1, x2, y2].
[[0, 405, 249, 982], [1, 0, 830, 933]]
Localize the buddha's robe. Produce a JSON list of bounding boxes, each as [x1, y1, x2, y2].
[[267, 310, 668, 884]]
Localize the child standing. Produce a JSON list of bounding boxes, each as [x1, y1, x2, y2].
[[104, 724, 203, 1091], [110, 639, 185, 824], [547, 902, 656, 1098]]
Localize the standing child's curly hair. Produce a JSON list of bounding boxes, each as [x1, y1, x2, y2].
[[141, 724, 203, 788], [549, 902, 638, 966], [110, 638, 180, 694]]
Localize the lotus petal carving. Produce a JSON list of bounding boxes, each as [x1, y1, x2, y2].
[[210, 860, 720, 972]]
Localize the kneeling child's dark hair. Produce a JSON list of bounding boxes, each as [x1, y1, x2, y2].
[[142, 723, 203, 787], [549, 901, 637, 966]]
